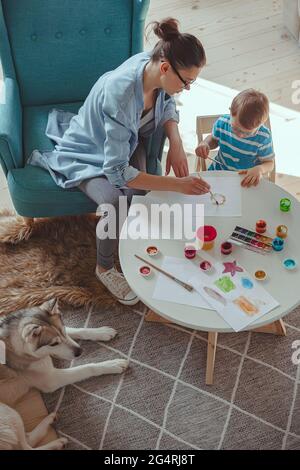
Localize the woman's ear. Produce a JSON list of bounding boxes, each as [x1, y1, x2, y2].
[[160, 61, 170, 75]]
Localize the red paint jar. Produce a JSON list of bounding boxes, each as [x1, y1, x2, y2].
[[184, 245, 197, 259], [221, 241, 233, 255], [200, 260, 212, 272], [256, 219, 267, 234], [139, 266, 151, 277], [196, 226, 217, 251]]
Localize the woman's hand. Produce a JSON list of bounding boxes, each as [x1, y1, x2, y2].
[[165, 141, 189, 177], [239, 166, 263, 187], [178, 175, 211, 195]]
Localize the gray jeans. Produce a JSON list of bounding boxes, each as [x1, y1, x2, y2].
[[79, 142, 147, 269]]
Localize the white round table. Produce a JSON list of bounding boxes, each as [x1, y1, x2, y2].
[[119, 172, 300, 383]]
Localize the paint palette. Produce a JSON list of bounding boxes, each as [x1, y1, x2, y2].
[[228, 226, 273, 254]]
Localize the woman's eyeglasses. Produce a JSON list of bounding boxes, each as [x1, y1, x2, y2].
[[169, 61, 196, 88]]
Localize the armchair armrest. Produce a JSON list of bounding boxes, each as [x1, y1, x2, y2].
[[0, 77, 22, 175]]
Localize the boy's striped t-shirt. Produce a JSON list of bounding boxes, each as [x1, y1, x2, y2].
[[209, 114, 275, 171]]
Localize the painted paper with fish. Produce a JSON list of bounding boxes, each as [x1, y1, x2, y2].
[[188, 252, 279, 331]]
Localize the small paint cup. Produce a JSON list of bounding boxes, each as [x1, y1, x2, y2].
[[276, 224, 288, 239], [139, 265, 151, 277], [283, 258, 297, 271], [146, 245, 159, 257], [221, 241, 233, 255], [272, 237, 284, 252], [199, 260, 212, 272], [184, 245, 197, 259], [254, 270, 267, 281], [256, 219, 267, 234], [196, 225, 217, 251], [280, 198, 291, 212]]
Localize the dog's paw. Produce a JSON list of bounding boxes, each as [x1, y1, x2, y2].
[[98, 358, 129, 375], [56, 437, 68, 450], [96, 326, 117, 342]]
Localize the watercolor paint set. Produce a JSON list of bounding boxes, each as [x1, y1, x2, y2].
[[228, 226, 273, 254]]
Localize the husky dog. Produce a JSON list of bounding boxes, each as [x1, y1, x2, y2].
[[0, 406, 67, 450], [0, 299, 128, 449]]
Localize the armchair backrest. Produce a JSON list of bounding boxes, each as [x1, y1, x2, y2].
[[0, 0, 149, 106]]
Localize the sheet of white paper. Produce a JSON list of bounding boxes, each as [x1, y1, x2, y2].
[[165, 174, 242, 217], [152, 256, 213, 310], [188, 252, 279, 331]]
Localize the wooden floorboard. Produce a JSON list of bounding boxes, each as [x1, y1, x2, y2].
[[147, 0, 300, 111]]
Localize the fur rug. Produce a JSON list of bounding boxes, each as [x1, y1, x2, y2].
[[0, 211, 116, 316]]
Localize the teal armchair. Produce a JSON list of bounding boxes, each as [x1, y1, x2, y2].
[[0, 0, 165, 218]]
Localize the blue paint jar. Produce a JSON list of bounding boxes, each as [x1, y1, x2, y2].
[[283, 258, 297, 270], [272, 237, 284, 251]]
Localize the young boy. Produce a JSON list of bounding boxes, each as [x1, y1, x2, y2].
[[195, 89, 275, 187]]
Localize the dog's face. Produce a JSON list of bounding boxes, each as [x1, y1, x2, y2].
[[21, 300, 82, 360]]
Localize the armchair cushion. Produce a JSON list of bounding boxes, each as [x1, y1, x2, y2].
[[7, 100, 98, 217], [8, 165, 97, 218], [8, 100, 164, 218], [23, 101, 82, 161], [0, 78, 22, 173]]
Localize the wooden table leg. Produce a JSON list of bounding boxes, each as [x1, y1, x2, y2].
[[206, 331, 218, 385], [145, 309, 171, 323], [253, 319, 286, 336]]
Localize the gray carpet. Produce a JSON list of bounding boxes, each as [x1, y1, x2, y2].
[[43, 302, 300, 450]]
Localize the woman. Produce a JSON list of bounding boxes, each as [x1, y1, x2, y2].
[[29, 18, 210, 306]]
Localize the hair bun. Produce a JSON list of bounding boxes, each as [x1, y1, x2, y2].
[[153, 18, 180, 41]]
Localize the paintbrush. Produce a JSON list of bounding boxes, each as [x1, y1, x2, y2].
[[209, 190, 219, 205], [135, 254, 194, 292], [205, 154, 227, 170], [197, 172, 219, 205]]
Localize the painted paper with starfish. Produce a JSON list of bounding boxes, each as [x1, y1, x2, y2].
[[188, 252, 279, 332], [222, 260, 244, 277]]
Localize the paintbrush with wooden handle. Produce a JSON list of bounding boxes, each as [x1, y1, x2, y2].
[[135, 254, 194, 292]]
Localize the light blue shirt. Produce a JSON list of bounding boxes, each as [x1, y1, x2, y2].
[[28, 52, 179, 189], [209, 114, 275, 171]]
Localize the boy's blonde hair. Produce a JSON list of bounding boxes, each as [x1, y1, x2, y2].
[[231, 89, 269, 130]]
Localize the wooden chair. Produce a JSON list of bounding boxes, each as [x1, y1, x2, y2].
[[195, 114, 276, 182]]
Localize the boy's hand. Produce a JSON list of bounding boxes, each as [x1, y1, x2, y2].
[[239, 166, 263, 187], [195, 142, 210, 159], [178, 175, 211, 195]]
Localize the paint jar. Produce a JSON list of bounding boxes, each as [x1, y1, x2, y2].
[[184, 245, 197, 259], [276, 224, 288, 239], [254, 270, 267, 281], [282, 258, 297, 271], [256, 219, 267, 234], [139, 266, 151, 277], [199, 260, 212, 272], [196, 225, 217, 251], [221, 241, 233, 255], [272, 237, 284, 252], [146, 246, 159, 257], [280, 198, 291, 212]]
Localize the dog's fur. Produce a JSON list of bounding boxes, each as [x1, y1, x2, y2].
[[0, 299, 128, 450]]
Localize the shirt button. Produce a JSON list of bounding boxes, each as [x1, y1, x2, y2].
[[79, 28, 86, 36], [31, 34, 37, 41], [104, 27, 111, 35], [55, 32, 63, 39]]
